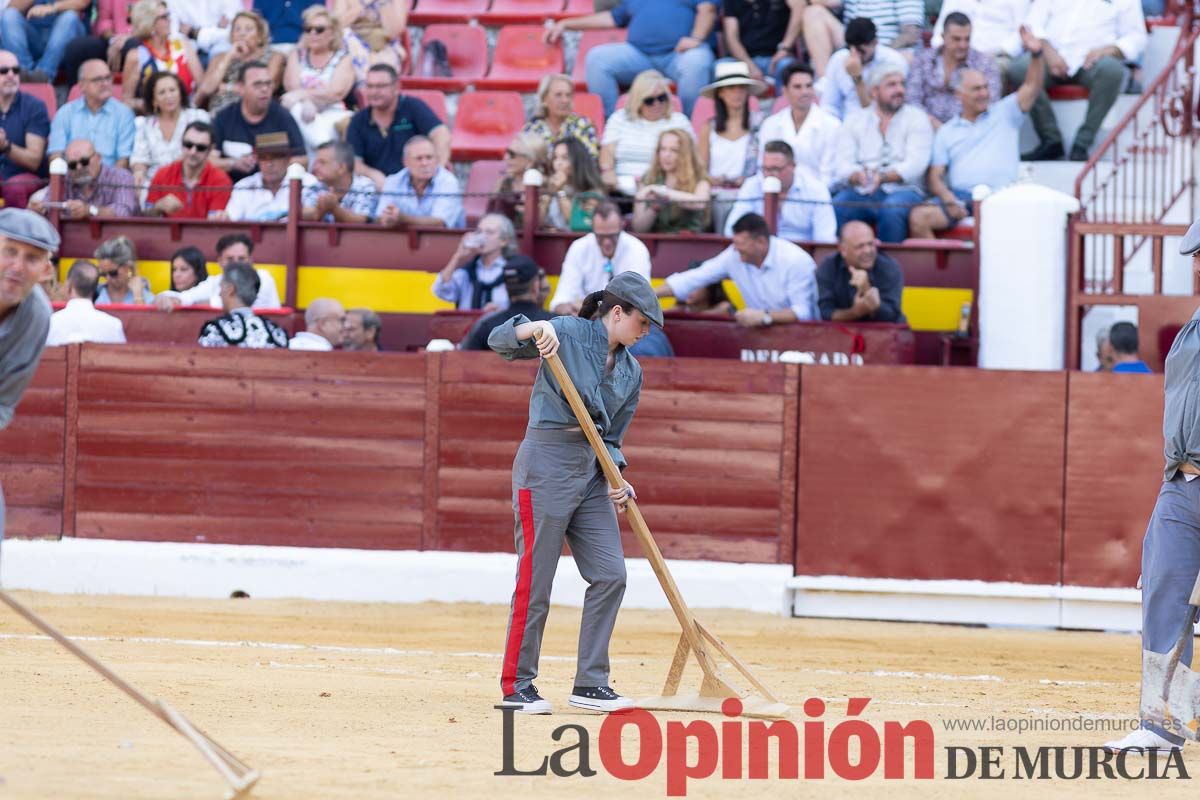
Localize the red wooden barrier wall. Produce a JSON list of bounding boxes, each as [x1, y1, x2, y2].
[[0, 347, 66, 538]]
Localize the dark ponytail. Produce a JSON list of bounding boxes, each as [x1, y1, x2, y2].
[[579, 290, 636, 321]]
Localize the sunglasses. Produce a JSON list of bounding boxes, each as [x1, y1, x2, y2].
[[303, 25, 328, 34], [100, 267, 123, 278], [642, 93, 670, 107], [67, 154, 94, 170], [181, 140, 210, 152], [0, 67, 17, 76]]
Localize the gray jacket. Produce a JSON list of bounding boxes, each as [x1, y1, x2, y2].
[[0, 286, 51, 431], [1164, 305, 1200, 480], [489, 314, 643, 470]]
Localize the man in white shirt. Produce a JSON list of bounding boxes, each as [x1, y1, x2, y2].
[[931, 0, 1032, 67], [549, 201, 652, 316], [220, 132, 316, 221], [1008, 0, 1146, 161], [758, 63, 840, 187], [46, 261, 126, 345], [289, 297, 345, 351], [725, 140, 836, 243], [816, 17, 909, 121], [155, 233, 281, 311], [656, 212, 818, 327]]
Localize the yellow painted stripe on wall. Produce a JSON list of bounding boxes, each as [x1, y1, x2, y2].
[[60, 259, 289, 298], [902, 287, 974, 332]]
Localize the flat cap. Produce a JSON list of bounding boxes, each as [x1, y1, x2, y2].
[[1182, 218, 1200, 255], [0, 208, 60, 254], [606, 271, 664, 328]]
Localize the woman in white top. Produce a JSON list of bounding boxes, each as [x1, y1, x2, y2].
[[599, 70, 693, 196], [697, 62, 767, 235], [282, 6, 355, 151], [131, 72, 210, 192]]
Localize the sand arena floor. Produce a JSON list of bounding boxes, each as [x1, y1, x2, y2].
[[0, 592, 1191, 799]]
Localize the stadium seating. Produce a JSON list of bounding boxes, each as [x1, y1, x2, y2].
[[463, 159, 507, 226], [478, 25, 564, 91], [571, 28, 628, 88], [450, 90, 526, 160], [402, 88, 451, 124], [67, 83, 83, 103], [1047, 85, 1090, 101], [409, 0, 490, 26], [555, 0, 593, 17], [405, 23, 488, 91], [573, 91, 605, 136], [480, 0, 566, 25], [22, 83, 56, 118]]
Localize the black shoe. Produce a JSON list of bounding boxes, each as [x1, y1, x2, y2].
[[1069, 144, 1090, 161], [569, 685, 636, 712], [1020, 141, 1064, 161], [499, 684, 552, 714]]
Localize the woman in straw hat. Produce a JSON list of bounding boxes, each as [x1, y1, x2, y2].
[[697, 61, 767, 234]]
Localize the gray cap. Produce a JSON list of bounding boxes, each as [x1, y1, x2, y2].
[[1182, 219, 1200, 255], [0, 208, 60, 254], [606, 270, 664, 328]]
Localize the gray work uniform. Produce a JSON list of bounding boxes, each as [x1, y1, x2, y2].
[[1141, 305, 1200, 743], [488, 314, 643, 695], [0, 286, 52, 542]]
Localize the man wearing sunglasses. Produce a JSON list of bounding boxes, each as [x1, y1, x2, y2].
[[28, 138, 137, 220], [144, 121, 233, 219], [0, 49, 50, 210]]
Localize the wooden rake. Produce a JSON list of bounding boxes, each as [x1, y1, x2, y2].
[[535, 333, 789, 718], [0, 590, 260, 799]]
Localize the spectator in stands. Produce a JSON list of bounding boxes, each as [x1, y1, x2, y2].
[[342, 307, 382, 352], [674, 262, 736, 315], [194, 10, 286, 115], [719, 0, 803, 92], [758, 63, 839, 188], [94, 235, 153, 304], [725, 140, 837, 243], [48, 59, 136, 169], [907, 11, 1001, 128], [600, 70, 693, 195], [144, 121, 233, 219], [521, 74, 601, 159], [908, 29, 1044, 238], [1010, 0, 1146, 161], [61, 0, 134, 95], [931, 0, 1033, 72], [281, 6, 355, 152], [816, 220, 905, 322], [433, 214, 518, 311], [816, 17, 909, 121], [832, 68, 932, 242], [0, 49, 50, 210], [29, 138, 139, 220], [546, 0, 717, 117], [168, 0, 244, 60], [211, 60, 306, 184], [631, 129, 711, 234], [375, 135, 464, 229], [540, 137, 607, 233], [121, 0, 204, 113], [347, 64, 450, 189], [198, 260, 289, 348], [487, 132, 547, 230], [1103, 321, 1153, 373], [155, 232, 281, 310], [460, 256, 552, 351], [804, 0, 924, 77], [168, 245, 207, 292], [333, 0, 408, 86], [697, 62, 767, 233], [131, 72, 210, 192], [656, 212, 818, 326], [221, 132, 317, 222], [549, 200, 652, 315], [290, 297, 345, 351], [46, 261, 127, 345], [254, 0, 324, 49], [0, 0, 87, 83], [302, 140, 378, 224]]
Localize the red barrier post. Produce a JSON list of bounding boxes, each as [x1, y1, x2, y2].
[[285, 163, 304, 309], [48, 157, 66, 231], [761, 176, 781, 236]]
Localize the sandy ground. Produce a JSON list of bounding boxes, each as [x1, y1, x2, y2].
[[0, 592, 1192, 799]]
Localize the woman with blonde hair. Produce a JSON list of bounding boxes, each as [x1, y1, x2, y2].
[[599, 70, 692, 195], [332, 0, 408, 86], [487, 132, 548, 228], [281, 6, 355, 151], [631, 129, 711, 233], [122, 0, 204, 112], [194, 10, 285, 114], [521, 73, 599, 158]]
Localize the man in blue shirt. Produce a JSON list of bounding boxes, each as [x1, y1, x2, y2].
[[347, 64, 450, 188], [375, 135, 464, 229], [47, 59, 134, 168], [253, 0, 323, 46], [1103, 322, 1154, 373], [545, 0, 717, 117]]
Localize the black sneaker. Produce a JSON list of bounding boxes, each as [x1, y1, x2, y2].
[[569, 685, 635, 712], [499, 685, 552, 714]]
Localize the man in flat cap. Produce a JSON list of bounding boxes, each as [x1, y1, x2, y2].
[[1104, 221, 1200, 754], [0, 208, 61, 545]]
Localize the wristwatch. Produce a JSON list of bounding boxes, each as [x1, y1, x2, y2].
[[88, 204, 98, 217], [762, 311, 774, 327]]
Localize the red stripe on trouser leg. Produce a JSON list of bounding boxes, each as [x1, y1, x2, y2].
[[501, 488, 537, 696]]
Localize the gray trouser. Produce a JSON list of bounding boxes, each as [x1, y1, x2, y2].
[[1005, 53, 1126, 151], [500, 428, 627, 695], [1140, 475, 1200, 742]]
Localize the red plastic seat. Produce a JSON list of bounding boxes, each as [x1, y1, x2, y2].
[[573, 91, 604, 137], [1048, 85, 1089, 101], [22, 83, 56, 118], [409, 0, 489, 26], [405, 24, 488, 91], [66, 83, 83, 103], [451, 91, 527, 161], [480, 0, 565, 25], [463, 159, 507, 227], [616, 92, 683, 112], [572, 28, 627, 88], [689, 94, 760, 135], [401, 89, 450, 124], [555, 0, 592, 17], [478, 25, 565, 91]]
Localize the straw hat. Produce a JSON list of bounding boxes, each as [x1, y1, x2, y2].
[[700, 61, 768, 99]]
